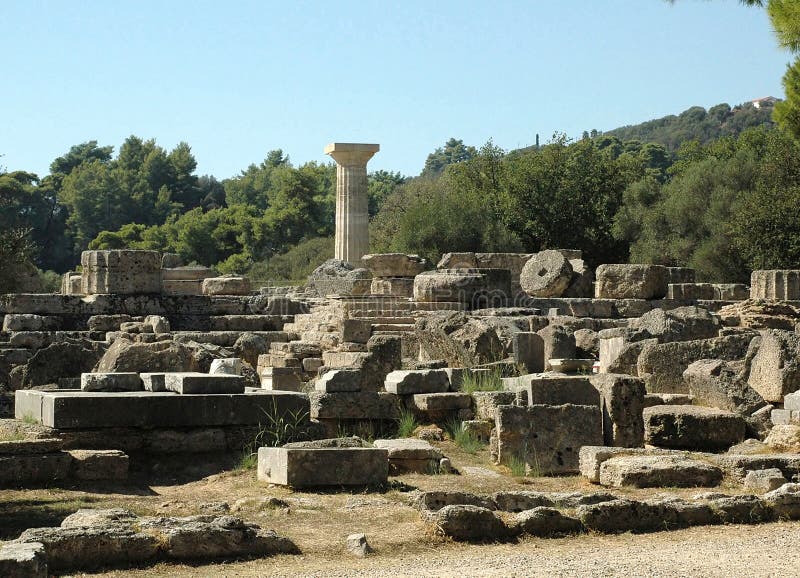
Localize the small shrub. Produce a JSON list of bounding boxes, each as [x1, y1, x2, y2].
[[237, 399, 310, 471], [445, 418, 485, 454], [21, 414, 38, 425], [396, 409, 419, 438], [460, 368, 504, 394], [506, 455, 527, 477]]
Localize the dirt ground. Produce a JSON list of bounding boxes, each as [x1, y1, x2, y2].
[[2, 441, 798, 577]]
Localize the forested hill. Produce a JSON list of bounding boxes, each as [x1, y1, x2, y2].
[[599, 100, 776, 152]]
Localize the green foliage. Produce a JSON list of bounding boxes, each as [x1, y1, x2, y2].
[[444, 419, 484, 454], [505, 455, 527, 477], [238, 400, 310, 470], [775, 58, 800, 139], [421, 137, 477, 177], [460, 369, 504, 394], [396, 408, 419, 438], [249, 236, 334, 285]]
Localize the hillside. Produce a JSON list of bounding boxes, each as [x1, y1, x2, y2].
[[600, 100, 777, 152]]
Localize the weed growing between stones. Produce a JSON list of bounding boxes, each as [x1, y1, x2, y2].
[[505, 454, 528, 477], [396, 408, 419, 438], [236, 398, 310, 470], [445, 418, 485, 454], [460, 368, 504, 394]]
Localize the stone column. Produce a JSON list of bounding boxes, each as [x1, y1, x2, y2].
[[325, 143, 380, 265]]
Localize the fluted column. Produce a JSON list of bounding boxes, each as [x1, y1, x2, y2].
[[325, 143, 380, 265]]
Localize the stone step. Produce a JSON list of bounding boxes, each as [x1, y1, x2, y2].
[[372, 324, 415, 332]]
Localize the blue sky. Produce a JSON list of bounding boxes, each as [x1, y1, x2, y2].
[[1, 0, 789, 179]]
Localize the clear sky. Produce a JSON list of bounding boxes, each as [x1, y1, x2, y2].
[[1, 0, 789, 179]]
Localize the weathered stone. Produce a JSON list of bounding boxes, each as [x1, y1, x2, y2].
[[714, 453, 800, 482], [164, 372, 245, 394], [0, 438, 63, 455], [494, 404, 603, 475], [415, 312, 504, 366], [598, 455, 722, 488], [520, 250, 573, 298], [140, 372, 167, 392], [87, 314, 133, 332], [339, 318, 372, 344], [369, 277, 415, 297], [511, 373, 600, 406], [384, 369, 449, 394], [412, 490, 496, 512], [763, 483, 800, 519], [472, 390, 518, 420], [209, 358, 242, 375], [750, 269, 800, 300], [683, 359, 766, 415], [667, 267, 696, 284], [718, 299, 800, 330], [3, 314, 59, 332], [260, 367, 302, 392], [202, 276, 251, 296], [747, 329, 800, 402], [744, 468, 787, 493], [0, 542, 47, 578], [764, 424, 800, 452], [257, 447, 388, 487], [373, 438, 442, 474], [706, 495, 773, 524], [512, 332, 544, 373], [68, 449, 129, 480], [81, 250, 162, 295], [537, 324, 576, 371], [308, 391, 400, 420], [590, 373, 646, 447], [644, 405, 746, 451], [433, 505, 508, 541], [81, 372, 143, 392], [637, 334, 753, 393], [643, 393, 694, 407], [345, 533, 372, 557], [668, 283, 716, 300], [510, 507, 583, 537], [17, 340, 106, 390], [577, 498, 681, 533], [308, 259, 371, 296], [595, 264, 668, 299], [411, 392, 472, 411], [95, 337, 200, 374], [563, 259, 594, 298], [713, 283, 749, 301], [574, 328, 599, 358], [316, 369, 362, 393], [361, 253, 426, 277], [628, 306, 720, 343], [0, 453, 71, 485]]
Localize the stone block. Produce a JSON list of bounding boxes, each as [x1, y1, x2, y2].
[[520, 250, 573, 298], [373, 438, 442, 473], [744, 468, 787, 493], [161, 266, 216, 281], [747, 329, 800, 403], [81, 372, 143, 392], [339, 319, 372, 343], [2, 314, 58, 332], [511, 373, 600, 406], [683, 359, 766, 414], [667, 267, 696, 284], [87, 315, 133, 332], [209, 358, 243, 375], [549, 359, 594, 373], [763, 483, 800, 519], [316, 369, 362, 393], [595, 264, 668, 299], [308, 391, 401, 420], [164, 372, 245, 394], [15, 389, 309, 429], [140, 372, 167, 392], [0, 439, 63, 455], [413, 269, 506, 305], [0, 542, 48, 578], [202, 276, 251, 296], [384, 369, 450, 394], [750, 269, 800, 300], [302, 357, 324, 373], [510, 507, 584, 538], [537, 324, 577, 371], [68, 449, 129, 480], [494, 404, 603, 475], [411, 392, 472, 411], [81, 250, 162, 295], [512, 332, 544, 374], [370, 277, 415, 297], [644, 405, 746, 451], [257, 447, 388, 487], [472, 390, 518, 420], [261, 367, 303, 392], [361, 253, 426, 277], [598, 455, 722, 488], [643, 393, 694, 408], [0, 453, 72, 485], [668, 283, 715, 301], [713, 283, 749, 301], [590, 373, 646, 447]]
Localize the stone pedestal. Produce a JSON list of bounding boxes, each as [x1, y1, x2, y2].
[[325, 143, 380, 266], [751, 270, 800, 300]]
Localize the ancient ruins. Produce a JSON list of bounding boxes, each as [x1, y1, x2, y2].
[[2, 143, 800, 575]]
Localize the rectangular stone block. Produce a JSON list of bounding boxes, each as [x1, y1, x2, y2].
[[595, 264, 668, 300], [308, 391, 400, 420], [15, 389, 309, 429], [590, 373, 646, 447], [513, 332, 544, 374], [370, 277, 415, 298], [750, 270, 800, 300], [81, 372, 143, 392], [667, 283, 716, 301], [261, 367, 303, 392], [494, 404, 603, 475], [0, 453, 72, 485], [315, 369, 362, 393], [81, 250, 162, 295], [68, 449, 129, 480], [512, 373, 600, 406], [0, 439, 63, 455], [164, 372, 245, 394], [384, 369, 450, 394], [257, 447, 388, 487], [411, 392, 472, 411], [141, 373, 167, 392], [339, 318, 372, 344], [472, 390, 518, 420], [713, 283, 749, 301]]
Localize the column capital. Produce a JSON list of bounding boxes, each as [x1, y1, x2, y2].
[[325, 142, 380, 166]]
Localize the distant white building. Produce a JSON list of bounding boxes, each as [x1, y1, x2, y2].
[[751, 96, 778, 109]]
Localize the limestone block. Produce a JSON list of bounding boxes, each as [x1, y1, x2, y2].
[[642, 393, 694, 408], [384, 369, 450, 394], [140, 372, 167, 392], [413, 270, 491, 304], [598, 455, 722, 488], [260, 367, 303, 392], [683, 359, 766, 414], [361, 253, 426, 277], [209, 358, 243, 375], [644, 405, 746, 451], [316, 369, 362, 393], [81, 250, 162, 295], [472, 390, 518, 420], [549, 359, 594, 373], [81, 372, 143, 392], [161, 266, 216, 281], [165, 372, 245, 394], [0, 439, 64, 455], [515, 373, 600, 406], [257, 447, 388, 487], [494, 404, 603, 475], [763, 483, 800, 519], [744, 468, 787, 493], [339, 318, 372, 343], [87, 315, 133, 332], [345, 533, 372, 558], [2, 314, 59, 332], [537, 324, 576, 371], [666, 267, 696, 284], [370, 277, 415, 297], [510, 507, 584, 538], [512, 332, 544, 374], [563, 258, 595, 298], [668, 283, 716, 301], [750, 269, 800, 300], [308, 259, 371, 296], [590, 373, 646, 447], [202, 276, 251, 296], [519, 250, 573, 298], [747, 329, 800, 402], [0, 542, 48, 578], [161, 279, 204, 296], [0, 453, 72, 485], [302, 357, 323, 373], [373, 438, 442, 473], [713, 283, 749, 301], [68, 449, 129, 480], [411, 392, 472, 411], [308, 391, 401, 420], [595, 264, 668, 299], [433, 505, 508, 541], [143, 315, 170, 333]]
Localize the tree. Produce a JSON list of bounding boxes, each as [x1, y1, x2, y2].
[[420, 138, 477, 177]]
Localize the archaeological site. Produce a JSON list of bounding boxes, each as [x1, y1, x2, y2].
[[2, 140, 800, 576]]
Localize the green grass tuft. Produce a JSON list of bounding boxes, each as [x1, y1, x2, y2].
[[444, 418, 485, 454], [506, 455, 527, 477], [460, 368, 505, 394], [396, 408, 419, 438]]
